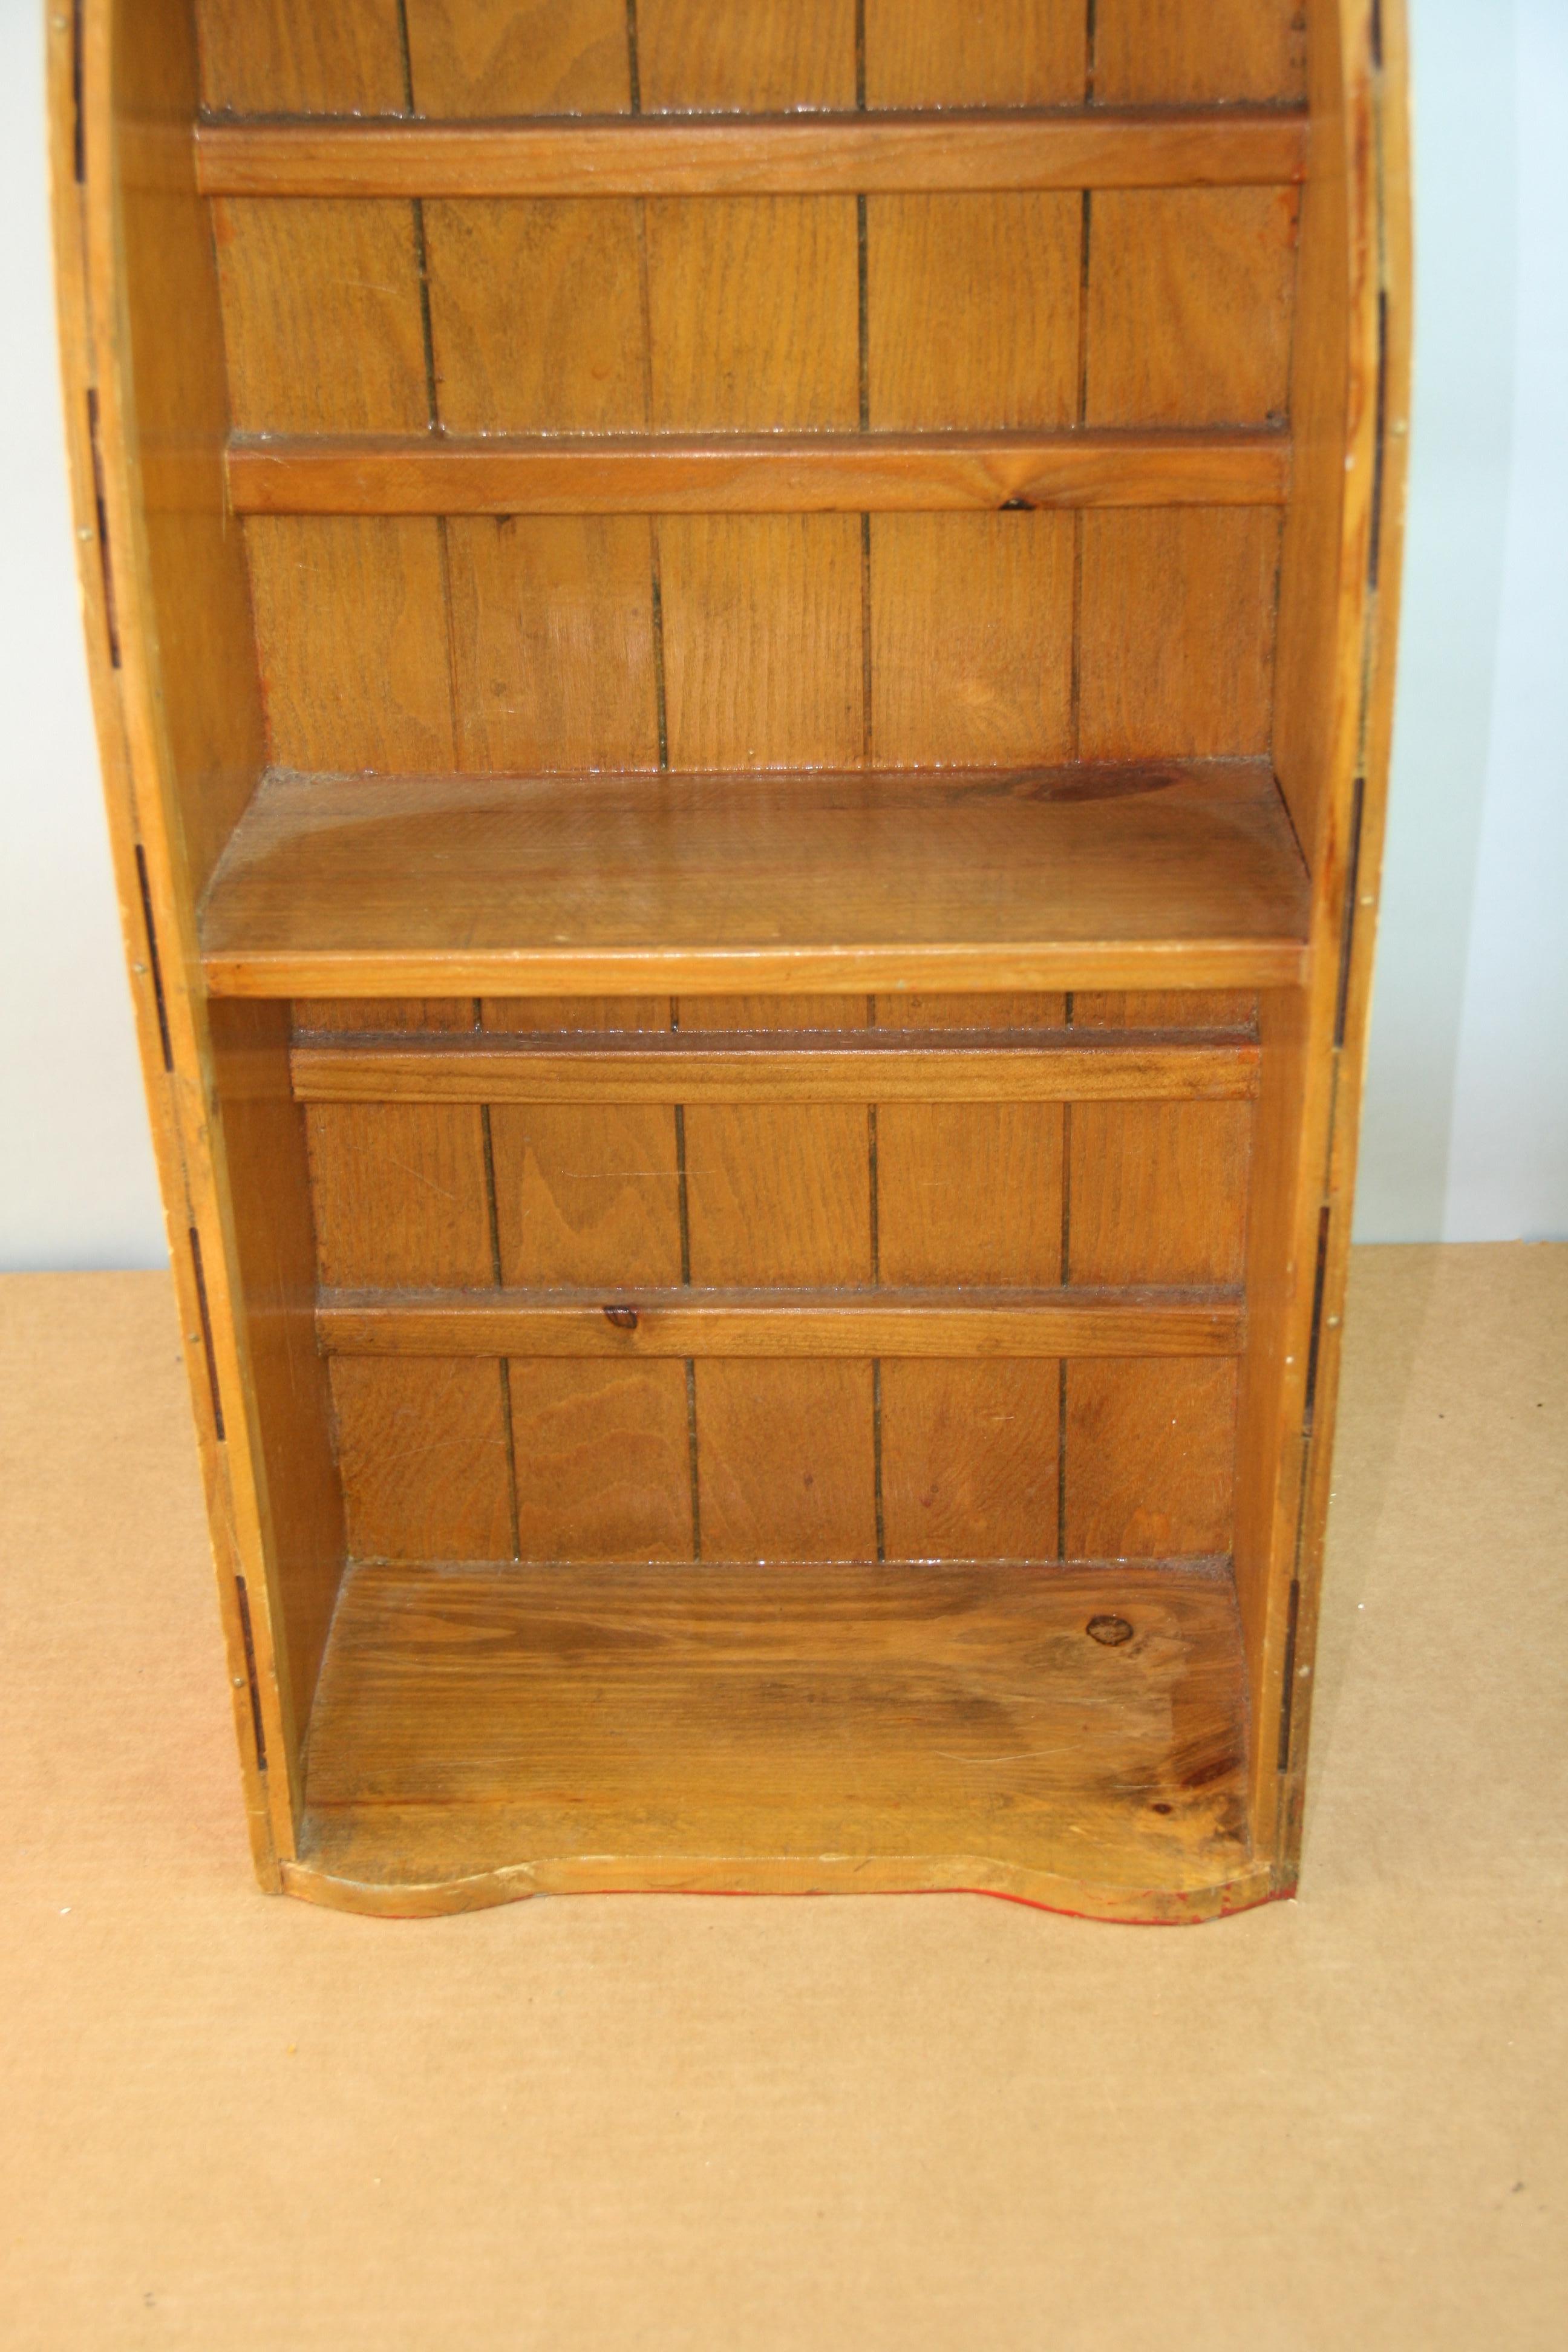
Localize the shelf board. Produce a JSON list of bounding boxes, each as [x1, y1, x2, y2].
[[226, 427, 1289, 516], [287, 1561, 1263, 1920], [200, 760, 1310, 999], [195, 106, 1309, 200]]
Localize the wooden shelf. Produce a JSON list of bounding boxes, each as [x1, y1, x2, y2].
[[200, 760, 1310, 999], [195, 106, 1309, 200], [226, 428, 1289, 516], [287, 1561, 1262, 1919]]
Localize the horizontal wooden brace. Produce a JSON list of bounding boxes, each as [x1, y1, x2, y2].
[[290, 1030, 1259, 1106], [316, 1286, 1245, 1361], [227, 430, 1289, 516], [195, 108, 1308, 199]]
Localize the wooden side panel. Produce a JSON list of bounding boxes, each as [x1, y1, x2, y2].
[[863, 0, 1086, 106], [194, 0, 407, 114], [404, 0, 632, 114], [1092, 0, 1306, 104], [637, 0, 857, 111]]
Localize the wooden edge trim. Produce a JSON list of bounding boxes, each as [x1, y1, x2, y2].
[[194, 108, 1309, 198], [226, 429, 1290, 515], [315, 1285, 1246, 1360], [279, 1850, 1279, 1922], [207, 944, 1312, 998], [290, 1034, 1261, 1105]]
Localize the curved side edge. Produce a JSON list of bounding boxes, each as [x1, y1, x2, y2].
[[280, 1855, 1279, 1926]]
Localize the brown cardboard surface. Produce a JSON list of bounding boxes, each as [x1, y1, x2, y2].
[[1, 1246, 1564, 2350]]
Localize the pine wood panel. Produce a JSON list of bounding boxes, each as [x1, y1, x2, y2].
[[1093, 0, 1307, 105], [213, 200, 428, 433], [880, 1362, 1060, 1561], [403, 0, 632, 114], [878, 1106, 1063, 1286], [305, 1102, 492, 1288], [695, 1362, 878, 1563], [293, 1561, 1258, 1916], [1086, 190, 1300, 428], [676, 997, 867, 1034], [483, 998, 673, 1035], [646, 199, 858, 430], [863, 0, 1086, 106], [197, 112, 1312, 199], [874, 995, 1067, 1031], [1065, 1360, 1238, 1558], [869, 514, 1075, 766], [866, 195, 1080, 430], [1068, 1103, 1252, 1285], [424, 200, 645, 433], [194, 0, 407, 114], [1077, 512, 1281, 760], [509, 1360, 693, 1561], [295, 999, 477, 1034], [330, 1358, 514, 1563], [244, 517, 455, 772], [685, 1106, 872, 1286], [637, 0, 857, 112], [658, 518, 863, 770], [490, 1105, 684, 1286], [445, 515, 659, 772], [1074, 992, 1257, 1031]]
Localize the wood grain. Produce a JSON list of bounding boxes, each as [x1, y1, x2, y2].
[[636, 0, 857, 112], [866, 195, 1080, 430], [1086, 189, 1301, 428], [509, 1359, 693, 1561], [194, 0, 407, 114], [290, 1561, 1256, 1916], [1068, 1103, 1253, 1286], [1065, 1360, 1238, 1558], [878, 1106, 1064, 1285], [695, 1362, 877, 1562], [212, 200, 428, 433], [244, 517, 455, 773], [315, 1288, 1246, 1362], [863, 0, 1086, 107], [403, 0, 632, 115], [645, 198, 859, 429], [330, 1359, 514, 1563], [194, 111, 1312, 199], [490, 1105, 684, 1286], [1077, 512, 1282, 760], [869, 514, 1075, 765], [1093, 0, 1307, 106], [658, 518, 863, 770], [685, 1106, 872, 1286], [880, 1363, 1061, 1561], [201, 763, 1311, 999], [305, 1102, 493, 1288]]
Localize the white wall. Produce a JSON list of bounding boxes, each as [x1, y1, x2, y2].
[[0, 0, 1563, 1267]]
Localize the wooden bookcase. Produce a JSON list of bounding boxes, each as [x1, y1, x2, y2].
[[51, 1, 1409, 1920]]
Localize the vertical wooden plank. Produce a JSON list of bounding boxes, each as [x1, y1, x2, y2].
[[864, 0, 1086, 105], [1086, 190, 1300, 428], [1067, 1103, 1252, 1287], [1074, 993, 1258, 1031], [509, 1361, 693, 1560], [866, 194, 1080, 429], [874, 995, 1068, 1031], [490, 1106, 684, 1287], [685, 1107, 871, 1286], [305, 1102, 493, 1288], [330, 1359, 514, 1563], [294, 999, 477, 1035], [483, 998, 673, 1035], [881, 1362, 1060, 1562], [878, 1107, 1063, 1287], [659, 516, 863, 771], [1065, 1362, 1238, 1558], [445, 516, 659, 773], [1077, 511, 1281, 760], [244, 517, 455, 773], [697, 1365, 878, 1563], [425, 200, 645, 433], [637, 0, 857, 111], [214, 201, 429, 433], [194, 0, 408, 113], [677, 996, 866, 1034], [646, 199, 858, 430], [1093, 0, 1307, 105], [403, 0, 633, 113], [870, 514, 1075, 766]]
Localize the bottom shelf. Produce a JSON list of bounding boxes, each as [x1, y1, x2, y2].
[[288, 1561, 1267, 1921]]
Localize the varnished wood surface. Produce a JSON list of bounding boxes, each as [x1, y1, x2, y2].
[[315, 1284, 1245, 1360], [289, 1560, 1258, 1918], [195, 109, 1310, 200], [200, 762, 1311, 999], [226, 428, 1290, 515], [290, 1030, 1261, 1105]]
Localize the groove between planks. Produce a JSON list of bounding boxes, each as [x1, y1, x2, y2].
[[316, 1285, 1246, 1360]]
